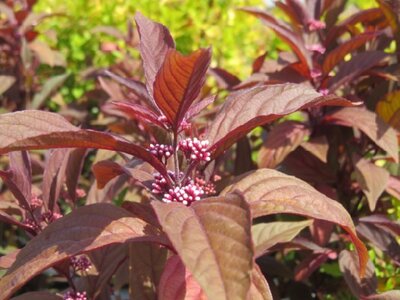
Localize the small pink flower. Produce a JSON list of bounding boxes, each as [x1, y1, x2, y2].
[[178, 138, 211, 162], [162, 182, 205, 206], [306, 44, 326, 54], [71, 255, 92, 272], [148, 143, 173, 162], [63, 291, 87, 300], [194, 177, 216, 196], [308, 19, 326, 31]]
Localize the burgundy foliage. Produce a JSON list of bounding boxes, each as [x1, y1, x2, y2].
[[0, 1, 399, 299]]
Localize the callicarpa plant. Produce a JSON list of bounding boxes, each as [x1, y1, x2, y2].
[[0, 11, 385, 300]]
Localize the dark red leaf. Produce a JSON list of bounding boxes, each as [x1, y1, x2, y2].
[[11, 291, 62, 300], [294, 250, 336, 281], [152, 194, 254, 299], [42, 149, 70, 211], [65, 148, 87, 203], [328, 51, 389, 91], [359, 214, 400, 236], [339, 250, 377, 298], [129, 242, 168, 300], [158, 255, 206, 300], [353, 156, 389, 211], [207, 83, 356, 159], [258, 121, 310, 168], [326, 107, 398, 162], [92, 160, 129, 189], [100, 70, 151, 104], [221, 169, 369, 277], [209, 67, 241, 90], [241, 7, 312, 69], [0, 110, 168, 178], [153, 48, 211, 129], [135, 12, 175, 96], [325, 8, 384, 45], [357, 222, 400, 265], [104, 101, 165, 128], [323, 32, 381, 74], [0, 203, 168, 299], [185, 95, 216, 120]]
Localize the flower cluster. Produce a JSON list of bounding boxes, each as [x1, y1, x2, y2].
[[148, 143, 173, 162], [194, 177, 216, 196], [63, 291, 87, 300], [162, 182, 204, 205], [178, 138, 211, 162], [71, 255, 92, 272]]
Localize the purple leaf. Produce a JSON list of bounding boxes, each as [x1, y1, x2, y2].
[[135, 12, 175, 97], [207, 83, 356, 159]]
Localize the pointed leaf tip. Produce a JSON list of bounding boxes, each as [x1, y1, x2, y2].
[[153, 48, 212, 130]]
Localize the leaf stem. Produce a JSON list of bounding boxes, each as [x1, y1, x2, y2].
[[172, 132, 180, 186]]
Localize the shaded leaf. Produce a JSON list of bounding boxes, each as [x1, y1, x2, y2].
[[248, 264, 273, 300], [294, 250, 336, 281], [325, 8, 384, 44], [0, 110, 167, 177], [135, 12, 175, 96], [65, 148, 87, 202], [328, 51, 389, 91], [84, 244, 127, 299], [30, 73, 69, 109], [282, 147, 336, 184], [152, 194, 254, 300], [353, 156, 390, 211], [129, 242, 168, 300], [8, 151, 32, 209], [105, 101, 165, 128], [339, 250, 377, 298], [158, 255, 206, 300], [92, 160, 129, 189], [323, 32, 380, 74], [258, 121, 310, 168], [42, 149, 70, 211], [0, 203, 167, 299], [185, 95, 215, 120], [357, 222, 400, 266], [241, 7, 311, 69], [221, 169, 368, 276], [99, 70, 152, 105], [209, 68, 241, 90], [11, 292, 62, 300], [153, 48, 211, 129], [359, 214, 400, 236], [327, 107, 398, 162], [252, 220, 313, 257], [207, 83, 355, 159], [301, 136, 329, 163]]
